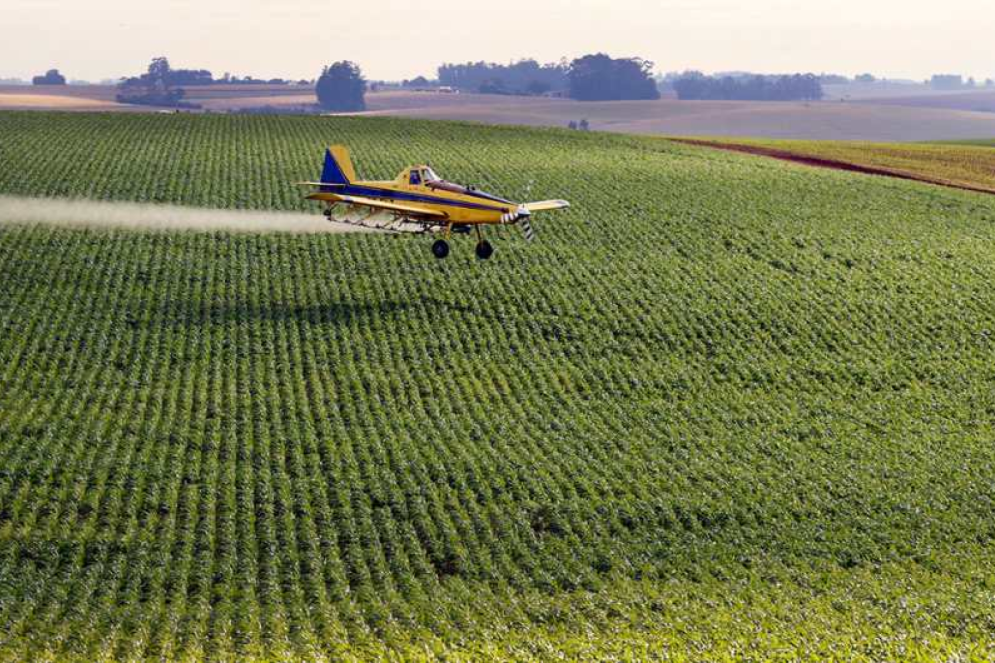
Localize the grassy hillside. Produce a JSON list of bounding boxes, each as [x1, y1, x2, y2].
[[688, 137, 995, 193], [2, 112, 995, 660]]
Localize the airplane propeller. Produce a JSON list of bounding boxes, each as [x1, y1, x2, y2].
[[517, 179, 537, 242]]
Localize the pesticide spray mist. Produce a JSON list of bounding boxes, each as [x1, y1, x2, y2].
[[0, 195, 370, 235]]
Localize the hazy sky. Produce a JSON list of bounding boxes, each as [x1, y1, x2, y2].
[[4, 0, 994, 82]]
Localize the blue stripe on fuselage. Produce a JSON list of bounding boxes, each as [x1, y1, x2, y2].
[[341, 184, 510, 212]]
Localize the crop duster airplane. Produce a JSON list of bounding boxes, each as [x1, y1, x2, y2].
[[300, 146, 570, 259]]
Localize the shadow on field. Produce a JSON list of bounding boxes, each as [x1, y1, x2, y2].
[[140, 293, 654, 358], [155, 295, 583, 342], [154, 295, 609, 346], [157, 299, 418, 326]]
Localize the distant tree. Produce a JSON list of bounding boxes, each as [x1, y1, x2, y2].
[[568, 53, 660, 101], [32, 69, 67, 85], [439, 59, 568, 95], [525, 80, 552, 96], [316, 61, 366, 111], [930, 74, 964, 90], [148, 57, 170, 83], [404, 75, 431, 88], [671, 71, 707, 99], [567, 120, 578, 130], [967, 77, 977, 88], [116, 57, 191, 108], [231, 75, 267, 85], [478, 79, 509, 95], [854, 73, 876, 83], [578, 118, 590, 131], [118, 57, 213, 89], [168, 68, 214, 86], [819, 74, 850, 85], [673, 72, 822, 101]]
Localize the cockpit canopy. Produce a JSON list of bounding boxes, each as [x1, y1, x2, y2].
[[407, 167, 440, 186], [401, 166, 513, 204]]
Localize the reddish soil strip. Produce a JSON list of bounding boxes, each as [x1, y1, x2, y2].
[[672, 138, 995, 197]]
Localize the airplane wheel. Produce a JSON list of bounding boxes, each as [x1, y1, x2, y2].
[[432, 239, 450, 259], [475, 240, 494, 260]]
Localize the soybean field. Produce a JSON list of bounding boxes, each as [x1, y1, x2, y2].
[[1, 112, 995, 660]]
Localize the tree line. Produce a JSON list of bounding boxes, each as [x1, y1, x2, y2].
[[930, 74, 994, 90], [32, 69, 67, 85], [116, 53, 660, 110], [438, 59, 569, 96], [673, 73, 823, 101], [438, 54, 659, 101], [119, 56, 995, 113], [320, 54, 662, 108], [116, 58, 197, 107], [115, 58, 315, 108]]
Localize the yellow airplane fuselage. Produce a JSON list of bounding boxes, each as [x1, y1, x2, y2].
[[349, 168, 517, 224]]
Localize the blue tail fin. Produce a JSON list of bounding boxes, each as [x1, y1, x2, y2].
[[320, 146, 355, 186]]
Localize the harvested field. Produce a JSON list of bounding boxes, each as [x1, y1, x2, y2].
[[356, 91, 995, 141], [858, 90, 995, 114], [192, 94, 316, 111], [0, 93, 123, 111], [180, 84, 315, 111], [0, 84, 314, 112], [678, 138, 995, 195], [0, 84, 119, 102]]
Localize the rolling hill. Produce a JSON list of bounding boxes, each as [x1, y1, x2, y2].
[[1, 112, 995, 660], [8, 85, 995, 141], [356, 91, 995, 141], [857, 90, 995, 114]]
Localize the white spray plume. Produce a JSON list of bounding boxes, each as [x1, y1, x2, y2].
[[0, 195, 371, 235]]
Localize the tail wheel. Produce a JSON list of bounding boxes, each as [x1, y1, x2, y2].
[[475, 240, 494, 260], [432, 239, 450, 260]]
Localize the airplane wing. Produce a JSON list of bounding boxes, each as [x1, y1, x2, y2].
[[298, 181, 344, 188], [306, 192, 447, 219], [523, 200, 570, 213]]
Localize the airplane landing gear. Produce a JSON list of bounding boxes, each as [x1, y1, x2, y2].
[[475, 240, 494, 260], [432, 239, 450, 259], [429, 226, 493, 261], [472, 226, 494, 261]]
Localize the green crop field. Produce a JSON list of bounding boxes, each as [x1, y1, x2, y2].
[[2, 112, 995, 661]]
